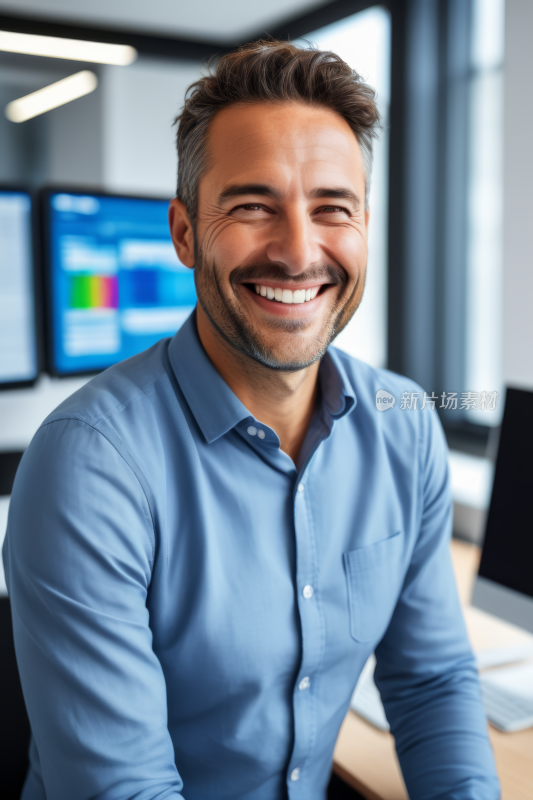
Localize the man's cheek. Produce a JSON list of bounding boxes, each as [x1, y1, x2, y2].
[[198, 218, 238, 257], [207, 222, 253, 261]]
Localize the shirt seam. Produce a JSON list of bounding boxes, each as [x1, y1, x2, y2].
[[43, 374, 165, 431]]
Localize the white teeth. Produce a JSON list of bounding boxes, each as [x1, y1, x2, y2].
[[254, 284, 322, 304]]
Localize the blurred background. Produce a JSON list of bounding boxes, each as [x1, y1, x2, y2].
[[0, 0, 531, 561]]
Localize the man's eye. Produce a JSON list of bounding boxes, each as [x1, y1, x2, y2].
[[318, 206, 348, 215]]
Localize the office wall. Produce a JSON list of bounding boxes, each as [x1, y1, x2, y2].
[[102, 58, 203, 197], [0, 57, 203, 451], [48, 71, 104, 187], [503, 0, 533, 389]]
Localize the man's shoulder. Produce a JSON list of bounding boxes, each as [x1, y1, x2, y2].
[[42, 338, 174, 433]]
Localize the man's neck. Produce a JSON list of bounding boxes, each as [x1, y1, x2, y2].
[[196, 307, 319, 464]]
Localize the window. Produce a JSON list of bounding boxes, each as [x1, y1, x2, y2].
[[466, 0, 505, 426], [389, 0, 505, 447]]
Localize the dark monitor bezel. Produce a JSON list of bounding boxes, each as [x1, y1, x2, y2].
[[477, 385, 533, 595], [472, 385, 533, 632], [40, 186, 175, 379], [0, 183, 41, 391]]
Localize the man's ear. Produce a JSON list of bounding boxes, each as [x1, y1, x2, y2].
[[169, 198, 195, 269]]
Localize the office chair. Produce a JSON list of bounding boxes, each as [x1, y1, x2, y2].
[[0, 597, 30, 800]]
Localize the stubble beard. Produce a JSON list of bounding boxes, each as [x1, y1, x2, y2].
[[193, 244, 364, 372]]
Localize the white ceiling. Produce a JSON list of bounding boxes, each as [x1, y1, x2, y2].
[[0, 0, 334, 44]]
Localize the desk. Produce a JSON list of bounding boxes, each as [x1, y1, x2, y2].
[[333, 539, 533, 800]]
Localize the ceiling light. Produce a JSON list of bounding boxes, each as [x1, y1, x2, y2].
[[5, 70, 98, 123], [0, 30, 137, 65]]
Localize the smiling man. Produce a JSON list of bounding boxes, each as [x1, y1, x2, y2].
[[170, 96, 369, 463], [4, 42, 499, 800]]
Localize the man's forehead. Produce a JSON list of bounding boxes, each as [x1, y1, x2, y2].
[[205, 102, 364, 184], [199, 103, 365, 195]]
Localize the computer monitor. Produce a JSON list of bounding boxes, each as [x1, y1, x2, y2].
[[43, 189, 196, 376], [472, 387, 533, 634], [0, 188, 39, 389]]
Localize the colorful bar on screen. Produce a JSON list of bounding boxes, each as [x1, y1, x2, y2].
[[70, 275, 118, 309]]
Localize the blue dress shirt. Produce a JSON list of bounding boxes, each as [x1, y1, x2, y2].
[[3, 312, 499, 800]]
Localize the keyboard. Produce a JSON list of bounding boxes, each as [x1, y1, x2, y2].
[[480, 680, 533, 732], [480, 661, 533, 732], [351, 655, 533, 734]]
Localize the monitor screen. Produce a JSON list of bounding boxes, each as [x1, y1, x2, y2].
[[478, 387, 533, 600], [45, 191, 196, 376], [0, 189, 38, 387]]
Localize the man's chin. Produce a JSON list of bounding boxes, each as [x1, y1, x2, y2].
[[239, 331, 331, 372], [248, 352, 322, 372]]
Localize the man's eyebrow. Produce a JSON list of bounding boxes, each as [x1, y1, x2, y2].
[[217, 183, 361, 207], [310, 187, 361, 206], [218, 184, 282, 202]]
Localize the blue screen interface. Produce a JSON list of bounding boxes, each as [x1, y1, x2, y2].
[[0, 190, 38, 384], [48, 192, 196, 375]]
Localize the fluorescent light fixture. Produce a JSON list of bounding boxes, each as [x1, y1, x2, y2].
[[5, 70, 98, 123], [0, 30, 137, 65]]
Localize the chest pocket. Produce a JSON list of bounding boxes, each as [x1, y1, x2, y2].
[[343, 531, 404, 643]]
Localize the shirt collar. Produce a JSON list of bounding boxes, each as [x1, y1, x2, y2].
[[319, 346, 357, 421], [168, 312, 357, 444], [168, 312, 251, 443]]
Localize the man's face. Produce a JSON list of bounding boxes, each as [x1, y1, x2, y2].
[[186, 101, 369, 370]]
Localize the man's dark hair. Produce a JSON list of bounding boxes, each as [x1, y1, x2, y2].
[[174, 39, 380, 226]]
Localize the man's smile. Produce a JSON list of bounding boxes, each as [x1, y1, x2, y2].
[[253, 284, 321, 303], [238, 280, 334, 318]]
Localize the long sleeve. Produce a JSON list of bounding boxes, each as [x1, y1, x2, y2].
[[374, 409, 500, 800], [3, 417, 184, 800]]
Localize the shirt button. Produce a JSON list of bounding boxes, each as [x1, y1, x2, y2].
[[247, 426, 257, 436], [290, 768, 301, 781], [299, 676, 310, 691], [257, 429, 265, 439], [297, 483, 305, 493], [303, 584, 313, 599]]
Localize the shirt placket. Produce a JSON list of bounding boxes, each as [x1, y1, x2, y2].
[[236, 412, 333, 796], [287, 463, 325, 796]]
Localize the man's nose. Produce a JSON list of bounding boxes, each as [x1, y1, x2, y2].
[[265, 209, 322, 275]]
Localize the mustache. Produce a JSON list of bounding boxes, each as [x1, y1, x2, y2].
[[229, 262, 346, 286]]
